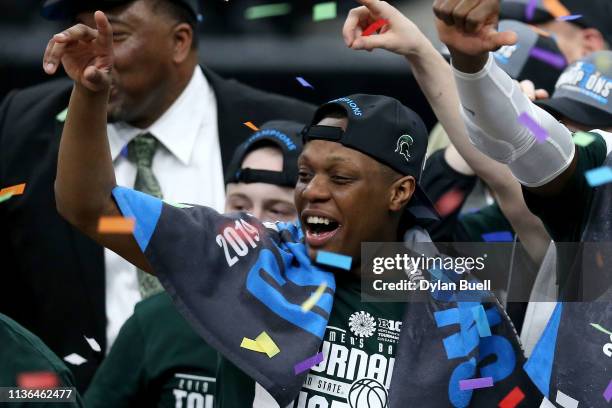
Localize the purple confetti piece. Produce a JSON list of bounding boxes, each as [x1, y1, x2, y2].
[[529, 47, 567, 69], [294, 352, 324, 375], [517, 112, 549, 143], [459, 377, 494, 390], [556, 14, 582, 21], [296, 76, 314, 89], [525, 0, 538, 21], [604, 379, 612, 402]]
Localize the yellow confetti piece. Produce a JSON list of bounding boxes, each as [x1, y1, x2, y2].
[[0, 183, 26, 196], [244, 121, 259, 131], [301, 282, 328, 312], [240, 337, 265, 352], [255, 331, 280, 358]]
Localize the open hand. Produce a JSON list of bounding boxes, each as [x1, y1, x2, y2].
[[433, 0, 517, 57], [343, 0, 429, 56], [43, 11, 114, 92]]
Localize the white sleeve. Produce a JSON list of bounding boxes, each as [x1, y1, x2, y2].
[[453, 54, 575, 187]]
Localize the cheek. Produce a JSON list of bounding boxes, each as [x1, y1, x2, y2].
[[113, 38, 171, 89]]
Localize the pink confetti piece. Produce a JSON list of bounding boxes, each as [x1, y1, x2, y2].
[[518, 112, 548, 143], [459, 376, 494, 390], [294, 352, 324, 375], [529, 47, 567, 69]]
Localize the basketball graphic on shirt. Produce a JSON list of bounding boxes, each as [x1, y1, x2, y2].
[[347, 378, 388, 408], [348, 311, 377, 338]]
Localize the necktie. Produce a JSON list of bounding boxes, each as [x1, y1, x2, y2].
[[127, 133, 165, 298]]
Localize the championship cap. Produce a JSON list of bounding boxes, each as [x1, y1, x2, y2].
[[536, 51, 612, 128], [301, 94, 439, 223], [499, 0, 612, 45], [493, 20, 566, 94], [225, 120, 304, 188], [42, 0, 201, 21]]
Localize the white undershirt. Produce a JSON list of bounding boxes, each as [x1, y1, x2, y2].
[[104, 66, 226, 352]]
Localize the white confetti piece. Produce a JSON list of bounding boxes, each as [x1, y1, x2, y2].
[[556, 390, 579, 408], [63, 353, 87, 366], [84, 336, 101, 352]]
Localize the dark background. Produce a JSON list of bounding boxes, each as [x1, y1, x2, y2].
[[0, 0, 443, 128]]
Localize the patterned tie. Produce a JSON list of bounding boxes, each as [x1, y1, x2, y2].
[[127, 133, 165, 298]]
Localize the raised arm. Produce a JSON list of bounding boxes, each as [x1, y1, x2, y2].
[[45, 11, 151, 272], [342, 0, 550, 263]]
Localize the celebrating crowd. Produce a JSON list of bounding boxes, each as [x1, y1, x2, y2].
[[1, 0, 610, 407]]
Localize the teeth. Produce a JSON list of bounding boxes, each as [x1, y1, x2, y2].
[[307, 216, 332, 225]]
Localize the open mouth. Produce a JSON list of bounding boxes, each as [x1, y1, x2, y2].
[[304, 215, 341, 247]]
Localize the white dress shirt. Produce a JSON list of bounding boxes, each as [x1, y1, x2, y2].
[[104, 66, 226, 352]]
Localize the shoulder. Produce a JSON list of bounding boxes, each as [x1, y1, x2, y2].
[[133, 292, 173, 316]]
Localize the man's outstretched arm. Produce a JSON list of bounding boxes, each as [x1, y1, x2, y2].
[[432, 0, 576, 196], [46, 11, 152, 272]]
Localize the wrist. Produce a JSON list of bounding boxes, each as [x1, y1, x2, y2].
[[448, 47, 489, 73], [402, 31, 432, 59]]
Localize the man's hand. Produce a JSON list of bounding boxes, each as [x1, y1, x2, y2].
[[343, 0, 430, 56], [43, 11, 114, 92], [433, 0, 517, 72]]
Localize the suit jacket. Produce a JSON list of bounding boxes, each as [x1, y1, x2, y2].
[[0, 66, 315, 391]]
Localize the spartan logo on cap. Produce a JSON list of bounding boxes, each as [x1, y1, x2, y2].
[[395, 134, 415, 162]]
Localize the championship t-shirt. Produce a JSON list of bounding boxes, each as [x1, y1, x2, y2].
[[84, 292, 217, 408], [215, 276, 405, 407]]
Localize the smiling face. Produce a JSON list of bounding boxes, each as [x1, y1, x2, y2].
[[76, 0, 197, 128], [295, 115, 416, 266]]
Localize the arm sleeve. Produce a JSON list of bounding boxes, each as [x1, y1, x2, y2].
[[84, 314, 146, 408], [453, 54, 575, 187]]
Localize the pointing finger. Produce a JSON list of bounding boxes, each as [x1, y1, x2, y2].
[[94, 11, 113, 49]]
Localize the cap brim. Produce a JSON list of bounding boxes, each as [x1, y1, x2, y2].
[[536, 97, 612, 128], [500, 2, 554, 23]]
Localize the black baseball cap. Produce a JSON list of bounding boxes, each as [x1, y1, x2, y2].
[[41, 0, 201, 21], [493, 20, 566, 94], [225, 120, 304, 188], [536, 51, 612, 128], [301, 94, 439, 224], [500, 0, 612, 46]]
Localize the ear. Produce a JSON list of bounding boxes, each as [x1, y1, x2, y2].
[[171, 22, 194, 64], [581, 28, 606, 56], [389, 175, 416, 212]]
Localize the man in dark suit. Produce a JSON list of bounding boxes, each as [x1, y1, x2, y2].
[[0, 0, 314, 391]]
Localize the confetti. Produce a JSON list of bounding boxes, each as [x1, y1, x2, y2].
[[294, 352, 324, 375], [529, 47, 567, 69], [482, 231, 514, 242], [539, 397, 556, 407], [590, 323, 612, 336], [244, 121, 260, 131], [255, 331, 280, 358], [459, 376, 493, 390], [542, 0, 570, 18], [518, 112, 549, 143], [0, 192, 13, 203], [585, 166, 612, 187], [240, 337, 265, 352], [556, 14, 581, 21], [296, 76, 314, 89], [573, 131, 595, 147], [595, 54, 612, 71], [604, 379, 612, 403], [471, 305, 492, 337], [17, 372, 59, 389], [525, 0, 538, 21], [313, 2, 337, 22], [434, 188, 465, 217], [163, 200, 194, 209], [97, 216, 135, 234], [63, 353, 87, 366], [84, 336, 101, 352], [245, 3, 291, 20], [301, 282, 328, 312], [555, 390, 578, 408], [0, 183, 26, 196], [498, 387, 525, 408], [56, 108, 68, 122], [316, 250, 352, 270], [362, 18, 389, 36]]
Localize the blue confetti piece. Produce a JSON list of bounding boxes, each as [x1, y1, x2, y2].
[[585, 166, 612, 187], [481, 231, 514, 242], [471, 305, 491, 337], [316, 250, 352, 270], [556, 14, 581, 21], [120, 145, 129, 159], [296, 76, 314, 89]]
